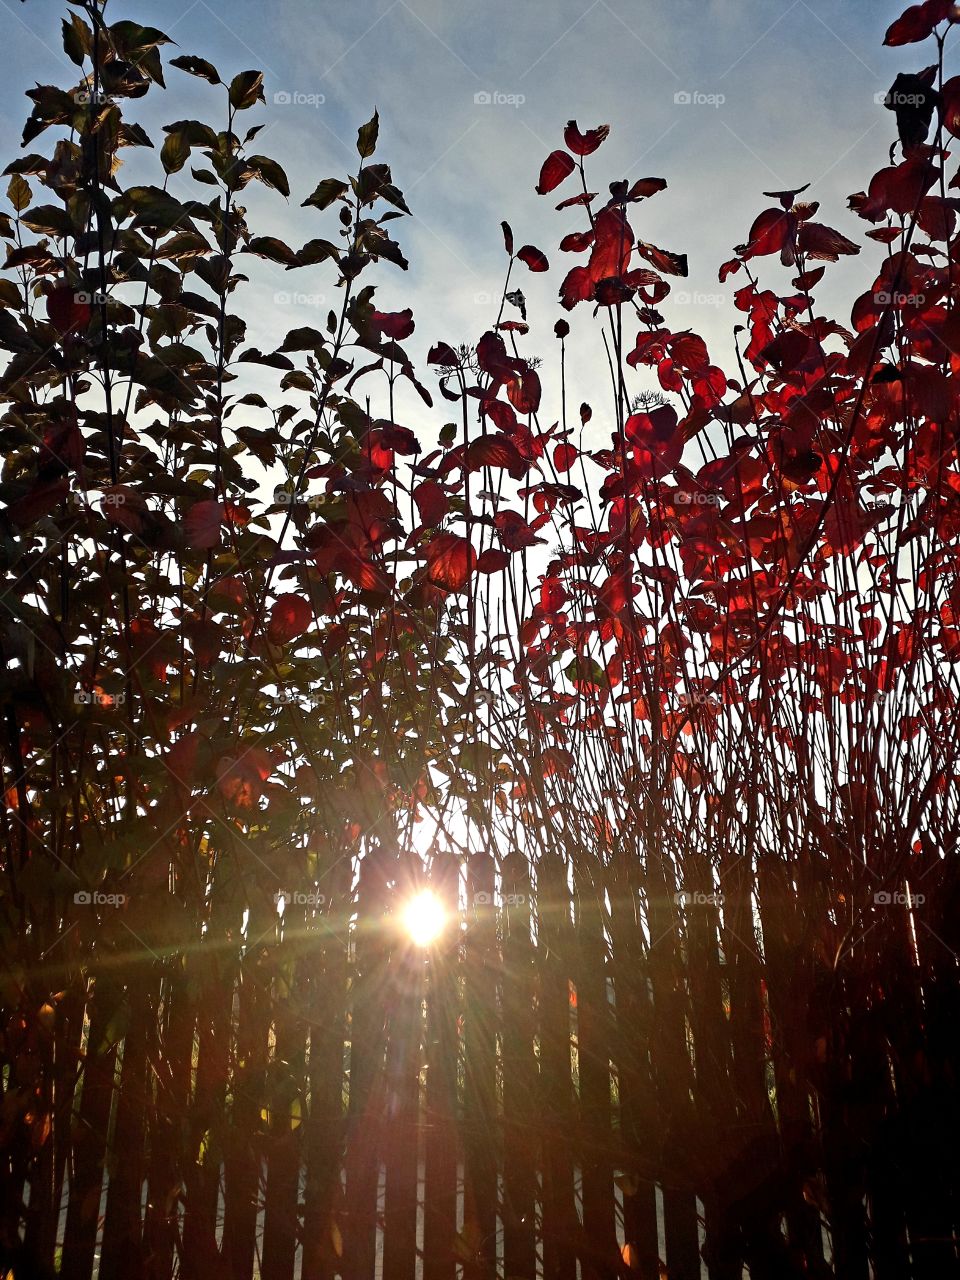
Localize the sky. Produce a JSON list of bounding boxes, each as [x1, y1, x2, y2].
[[0, 0, 942, 440]]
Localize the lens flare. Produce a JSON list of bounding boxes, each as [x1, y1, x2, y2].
[[402, 889, 446, 947]]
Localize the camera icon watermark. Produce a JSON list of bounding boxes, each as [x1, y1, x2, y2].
[[76, 290, 107, 306], [74, 689, 126, 706], [274, 291, 326, 307], [472, 890, 493, 906], [675, 491, 721, 507], [875, 289, 925, 307], [677, 691, 721, 709], [874, 890, 925, 906], [273, 90, 325, 107], [474, 90, 525, 107], [473, 291, 492, 306], [274, 889, 326, 907], [74, 889, 126, 906], [272, 485, 323, 509], [674, 890, 723, 906], [672, 290, 725, 308], [875, 90, 927, 106], [674, 90, 725, 108], [274, 687, 326, 711], [74, 89, 114, 106]]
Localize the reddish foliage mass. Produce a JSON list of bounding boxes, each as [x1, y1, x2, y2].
[[3, 3, 960, 1278]]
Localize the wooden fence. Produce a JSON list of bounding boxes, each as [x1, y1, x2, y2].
[[2, 838, 959, 1280]]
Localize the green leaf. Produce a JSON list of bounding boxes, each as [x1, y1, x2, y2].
[[155, 230, 212, 261], [356, 163, 410, 214], [136, 46, 166, 88], [169, 54, 221, 85], [161, 132, 191, 175], [365, 230, 408, 271], [61, 14, 90, 66], [296, 238, 339, 267], [281, 370, 315, 393], [165, 119, 219, 148], [244, 236, 299, 267], [229, 70, 264, 111], [564, 657, 608, 689], [302, 178, 348, 212], [20, 205, 73, 237], [119, 122, 154, 149], [7, 175, 32, 215], [0, 279, 21, 309], [279, 326, 326, 353], [357, 110, 379, 158], [122, 186, 189, 231], [159, 121, 217, 175], [3, 156, 49, 178], [247, 155, 290, 198], [237, 347, 294, 370], [108, 21, 171, 57]]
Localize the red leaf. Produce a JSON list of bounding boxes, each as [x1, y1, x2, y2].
[[223, 501, 250, 526], [426, 533, 476, 590], [476, 331, 512, 378], [536, 149, 576, 195], [590, 206, 634, 281], [554, 442, 578, 472], [184, 499, 223, 549], [428, 341, 458, 365], [268, 593, 312, 644], [627, 177, 667, 200], [559, 230, 595, 253], [541, 578, 568, 612], [743, 208, 795, 259], [625, 404, 683, 472], [6, 478, 68, 527], [506, 367, 541, 416], [635, 240, 687, 277], [186, 619, 224, 668], [501, 220, 514, 255], [414, 480, 448, 526], [851, 158, 940, 221], [597, 571, 633, 616], [594, 277, 635, 306], [942, 75, 960, 136], [556, 191, 597, 210], [797, 222, 860, 261], [216, 749, 274, 809], [370, 308, 414, 340], [518, 244, 549, 272], [884, 0, 952, 45], [477, 547, 510, 572], [483, 398, 518, 432], [467, 434, 528, 477], [494, 509, 541, 550], [375, 421, 421, 454], [563, 121, 610, 155], [560, 265, 595, 310], [46, 285, 91, 336]]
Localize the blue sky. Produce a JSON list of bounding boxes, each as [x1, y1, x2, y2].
[[0, 0, 938, 431]]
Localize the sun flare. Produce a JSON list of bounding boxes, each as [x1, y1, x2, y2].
[[402, 890, 446, 947]]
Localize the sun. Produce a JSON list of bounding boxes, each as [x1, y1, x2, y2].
[[402, 889, 446, 947]]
